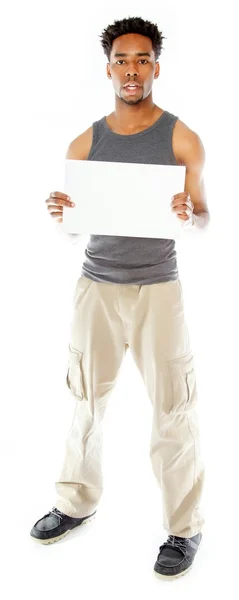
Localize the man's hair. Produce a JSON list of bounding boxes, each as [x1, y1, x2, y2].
[[99, 16, 166, 62]]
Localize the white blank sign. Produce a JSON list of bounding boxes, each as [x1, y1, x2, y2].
[[63, 159, 186, 239]]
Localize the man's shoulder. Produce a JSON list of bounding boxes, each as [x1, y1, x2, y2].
[[172, 117, 203, 165], [66, 125, 93, 160]]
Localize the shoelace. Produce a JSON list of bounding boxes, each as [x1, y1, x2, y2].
[[51, 507, 64, 519], [158, 535, 189, 556], [42, 507, 64, 520]]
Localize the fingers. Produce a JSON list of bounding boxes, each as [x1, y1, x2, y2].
[[47, 205, 64, 213], [172, 200, 194, 212], [172, 194, 194, 212], [172, 203, 192, 221], [45, 192, 74, 208], [176, 212, 190, 221], [49, 210, 63, 218], [45, 191, 75, 221], [171, 193, 194, 221], [172, 205, 191, 216]]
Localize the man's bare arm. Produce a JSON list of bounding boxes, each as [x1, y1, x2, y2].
[[173, 121, 210, 230], [56, 126, 93, 243]]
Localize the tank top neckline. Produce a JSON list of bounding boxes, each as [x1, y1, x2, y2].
[[102, 110, 168, 139]]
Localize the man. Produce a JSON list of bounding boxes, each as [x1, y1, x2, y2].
[[30, 16, 210, 580]]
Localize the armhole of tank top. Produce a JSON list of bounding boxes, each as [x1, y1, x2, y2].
[[87, 121, 98, 160], [169, 116, 179, 165]]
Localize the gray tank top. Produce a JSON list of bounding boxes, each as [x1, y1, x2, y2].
[[81, 109, 179, 285]]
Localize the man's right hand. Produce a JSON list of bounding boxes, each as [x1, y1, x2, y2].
[[45, 192, 75, 223]]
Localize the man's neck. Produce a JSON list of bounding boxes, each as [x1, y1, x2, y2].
[[112, 101, 157, 130]]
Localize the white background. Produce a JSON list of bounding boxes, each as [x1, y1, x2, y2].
[[1, 0, 239, 597]]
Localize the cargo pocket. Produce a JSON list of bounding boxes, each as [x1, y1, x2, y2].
[[66, 344, 86, 401], [167, 351, 197, 413]]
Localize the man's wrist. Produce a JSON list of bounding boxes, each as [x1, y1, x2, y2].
[[192, 212, 210, 229], [182, 211, 209, 231]]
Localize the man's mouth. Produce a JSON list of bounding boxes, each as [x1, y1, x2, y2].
[[123, 83, 141, 88], [123, 84, 142, 94]]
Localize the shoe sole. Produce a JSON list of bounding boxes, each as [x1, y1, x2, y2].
[[30, 513, 96, 545], [153, 539, 202, 580]]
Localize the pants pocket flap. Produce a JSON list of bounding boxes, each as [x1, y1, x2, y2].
[[168, 352, 197, 411]]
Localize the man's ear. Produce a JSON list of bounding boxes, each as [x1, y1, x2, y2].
[[154, 62, 160, 79]]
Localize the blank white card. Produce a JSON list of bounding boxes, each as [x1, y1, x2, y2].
[[63, 159, 186, 239]]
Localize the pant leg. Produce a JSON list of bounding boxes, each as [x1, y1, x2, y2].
[[54, 276, 126, 517], [122, 278, 205, 538]]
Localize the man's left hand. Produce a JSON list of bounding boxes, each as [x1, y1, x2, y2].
[[171, 192, 194, 222]]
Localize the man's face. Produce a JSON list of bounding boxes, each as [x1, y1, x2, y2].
[[107, 33, 159, 105]]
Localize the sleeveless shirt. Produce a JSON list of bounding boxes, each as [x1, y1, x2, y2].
[[81, 109, 179, 285]]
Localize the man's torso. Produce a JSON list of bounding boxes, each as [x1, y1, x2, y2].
[[73, 106, 187, 285]]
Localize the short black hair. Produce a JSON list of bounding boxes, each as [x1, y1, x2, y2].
[[99, 16, 166, 62]]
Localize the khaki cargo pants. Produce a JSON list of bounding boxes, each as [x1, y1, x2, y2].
[[54, 275, 205, 538]]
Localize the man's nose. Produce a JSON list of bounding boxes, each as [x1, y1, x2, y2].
[[125, 64, 139, 77]]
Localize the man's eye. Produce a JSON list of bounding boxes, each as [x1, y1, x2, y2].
[[116, 60, 148, 65]]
